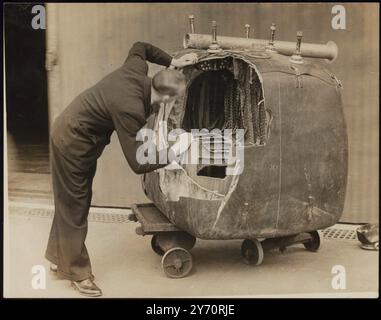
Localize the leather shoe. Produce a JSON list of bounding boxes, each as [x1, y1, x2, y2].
[[71, 278, 103, 297], [50, 263, 58, 273]]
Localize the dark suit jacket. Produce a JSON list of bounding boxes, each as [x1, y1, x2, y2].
[[51, 42, 172, 174]]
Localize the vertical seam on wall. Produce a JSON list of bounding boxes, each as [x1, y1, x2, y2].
[[275, 72, 282, 231]]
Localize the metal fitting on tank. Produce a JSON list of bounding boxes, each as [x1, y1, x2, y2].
[[188, 15, 195, 34], [208, 21, 223, 53], [290, 31, 304, 64], [266, 23, 277, 53]]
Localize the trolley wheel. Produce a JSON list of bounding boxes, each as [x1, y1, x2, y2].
[[303, 231, 321, 252], [151, 235, 165, 256], [161, 247, 193, 278], [241, 239, 264, 266]]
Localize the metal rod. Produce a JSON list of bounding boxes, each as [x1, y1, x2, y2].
[[188, 15, 195, 33], [295, 31, 303, 55], [269, 23, 276, 47], [211, 20, 217, 43], [261, 233, 312, 251], [245, 24, 250, 39]]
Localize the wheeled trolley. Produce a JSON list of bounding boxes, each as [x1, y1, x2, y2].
[[129, 203, 196, 278], [129, 203, 321, 278]]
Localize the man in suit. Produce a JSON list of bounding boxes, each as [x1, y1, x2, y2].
[[45, 42, 197, 297]]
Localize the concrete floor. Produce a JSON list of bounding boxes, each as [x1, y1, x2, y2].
[[4, 206, 378, 298]]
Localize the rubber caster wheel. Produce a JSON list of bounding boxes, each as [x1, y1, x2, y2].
[[241, 239, 264, 266], [303, 231, 321, 252], [151, 235, 165, 256], [161, 247, 193, 278]]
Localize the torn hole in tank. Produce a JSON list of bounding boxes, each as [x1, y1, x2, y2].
[[197, 165, 227, 179]]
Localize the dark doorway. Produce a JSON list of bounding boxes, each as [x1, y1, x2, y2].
[[5, 4, 51, 202], [5, 3, 49, 174]]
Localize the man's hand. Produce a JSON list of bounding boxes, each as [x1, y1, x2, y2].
[[170, 53, 198, 69], [170, 132, 193, 157], [165, 160, 183, 171]]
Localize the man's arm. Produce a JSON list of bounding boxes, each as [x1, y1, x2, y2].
[[113, 106, 169, 174], [124, 42, 173, 75]]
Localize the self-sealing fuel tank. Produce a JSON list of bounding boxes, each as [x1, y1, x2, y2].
[[143, 46, 348, 240]]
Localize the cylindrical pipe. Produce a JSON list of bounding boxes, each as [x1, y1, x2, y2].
[[183, 33, 338, 62]]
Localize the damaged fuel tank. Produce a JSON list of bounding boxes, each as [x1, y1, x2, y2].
[[142, 24, 348, 240]]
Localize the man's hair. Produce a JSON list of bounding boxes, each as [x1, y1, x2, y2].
[[152, 69, 186, 97]]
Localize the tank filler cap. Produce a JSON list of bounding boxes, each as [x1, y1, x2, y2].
[[208, 21, 223, 53], [265, 23, 277, 53], [290, 31, 304, 64]]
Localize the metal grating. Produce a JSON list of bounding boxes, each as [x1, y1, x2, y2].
[[321, 227, 358, 241], [7, 203, 132, 224]]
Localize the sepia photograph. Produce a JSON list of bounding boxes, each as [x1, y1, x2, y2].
[[2, 2, 379, 301]]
